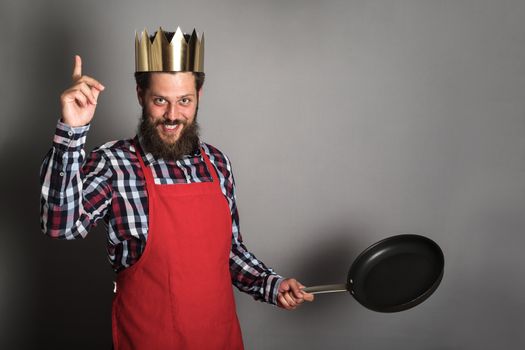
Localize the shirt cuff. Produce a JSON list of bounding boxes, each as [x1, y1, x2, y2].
[[53, 120, 90, 152], [265, 274, 285, 305]]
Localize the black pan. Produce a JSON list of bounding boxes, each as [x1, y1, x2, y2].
[[303, 234, 444, 312]]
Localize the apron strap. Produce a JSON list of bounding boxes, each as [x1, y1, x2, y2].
[[200, 147, 221, 186], [133, 140, 155, 187]]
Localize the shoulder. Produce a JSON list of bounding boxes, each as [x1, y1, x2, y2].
[[83, 139, 136, 174], [91, 138, 135, 159], [201, 142, 233, 178]]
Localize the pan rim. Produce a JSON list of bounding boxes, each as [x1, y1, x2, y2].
[[347, 233, 444, 313]]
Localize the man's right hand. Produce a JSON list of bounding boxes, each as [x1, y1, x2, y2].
[[60, 55, 105, 127], [277, 278, 314, 310]]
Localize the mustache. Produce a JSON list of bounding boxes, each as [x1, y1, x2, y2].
[[154, 119, 187, 127]]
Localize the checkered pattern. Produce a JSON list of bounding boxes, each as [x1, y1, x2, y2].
[[40, 121, 283, 304]]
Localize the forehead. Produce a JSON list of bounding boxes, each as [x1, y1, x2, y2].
[[148, 72, 196, 96]]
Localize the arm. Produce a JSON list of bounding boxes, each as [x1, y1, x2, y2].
[[219, 153, 313, 308], [228, 184, 314, 308], [40, 122, 113, 239], [40, 55, 109, 239], [229, 216, 284, 304]]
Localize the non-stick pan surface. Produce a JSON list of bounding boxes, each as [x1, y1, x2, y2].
[[349, 234, 444, 312], [304, 234, 444, 313]]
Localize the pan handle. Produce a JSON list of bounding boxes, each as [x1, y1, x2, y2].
[[303, 284, 348, 295]]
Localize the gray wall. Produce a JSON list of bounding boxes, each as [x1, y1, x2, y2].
[[1, 0, 524, 348]]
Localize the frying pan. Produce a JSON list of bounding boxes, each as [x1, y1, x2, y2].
[[303, 234, 444, 312]]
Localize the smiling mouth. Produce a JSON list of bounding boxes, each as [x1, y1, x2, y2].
[[157, 120, 186, 138], [164, 124, 179, 130], [160, 123, 181, 133]]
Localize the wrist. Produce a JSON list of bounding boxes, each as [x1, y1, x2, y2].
[[60, 117, 90, 128]]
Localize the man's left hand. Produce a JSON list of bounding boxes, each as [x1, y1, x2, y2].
[[277, 278, 314, 310]]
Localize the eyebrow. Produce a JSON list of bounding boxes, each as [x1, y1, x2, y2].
[[152, 93, 195, 100], [177, 94, 195, 99]]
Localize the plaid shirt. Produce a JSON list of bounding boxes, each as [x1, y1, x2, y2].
[[40, 121, 283, 304]]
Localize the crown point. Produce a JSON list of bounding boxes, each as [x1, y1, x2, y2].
[[173, 27, 185, 42], [140, 29, 149, 43], [189, 30, 198, 44]]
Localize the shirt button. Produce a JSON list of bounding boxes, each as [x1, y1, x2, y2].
[[59, 171, 65, 177], [68, 131, 73, 137]]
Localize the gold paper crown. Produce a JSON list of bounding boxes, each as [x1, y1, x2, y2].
[[135, 27, 204, 73]]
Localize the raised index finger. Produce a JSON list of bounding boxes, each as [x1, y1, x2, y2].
[[72, 55, 82, 81]]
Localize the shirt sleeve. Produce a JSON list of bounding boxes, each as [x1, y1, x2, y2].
[[40, 121, 113, 239], [215, 151, 284, 305]]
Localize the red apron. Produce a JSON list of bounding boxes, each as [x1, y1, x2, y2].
[[111, 145, 244, 349]]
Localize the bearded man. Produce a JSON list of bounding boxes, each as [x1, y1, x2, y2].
[[40, 28, 313, 349]]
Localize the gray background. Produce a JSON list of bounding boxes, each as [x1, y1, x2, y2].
[[1, 0, 524, 349]]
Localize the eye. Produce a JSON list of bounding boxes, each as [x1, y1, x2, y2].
[[153, 97, 167, 105], [179, 97, 192, 106]]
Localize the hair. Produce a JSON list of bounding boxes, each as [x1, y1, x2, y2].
[[134, 71, 205, 92], [135, 31, 205, 93]]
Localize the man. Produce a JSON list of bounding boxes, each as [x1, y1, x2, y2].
[[40, 27, 313, 349]]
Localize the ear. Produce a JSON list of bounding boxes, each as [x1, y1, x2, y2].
[[136, 86, 144, 107], [197, 87, 203, 100]]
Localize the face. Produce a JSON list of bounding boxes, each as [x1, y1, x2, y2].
[[137, 72, 202, 160], [138, 72, 200, 144]]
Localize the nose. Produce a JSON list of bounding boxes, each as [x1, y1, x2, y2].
[[164, 103, 178, 120]]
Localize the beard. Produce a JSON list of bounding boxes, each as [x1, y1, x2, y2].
[[137, 109, 200, 161]]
